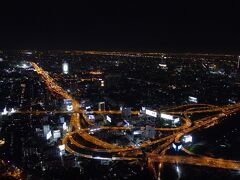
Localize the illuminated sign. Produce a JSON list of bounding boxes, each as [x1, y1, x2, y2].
[[188, 96, 198, 103], [58, 144, 65, 151], [46, 131, 52, 140], [145, 109, 157, 117], [101, 80, 104, 87], [183, 135, 192, 143], [25, 51, 32, 55], [174, 118, 180, 123], [106, 115, 111, 122], [85, 106, 91, 110], [159, 63, 167, 67], [66, 105, 73, 111], [133, 130, 142, 135], [123, 120, 129, 126], [160, 113, 173, 120]]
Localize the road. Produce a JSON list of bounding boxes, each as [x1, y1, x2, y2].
[[31, 62, 240, 175]]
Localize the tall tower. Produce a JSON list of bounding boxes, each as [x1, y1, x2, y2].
[[62, 62, 69, 74]]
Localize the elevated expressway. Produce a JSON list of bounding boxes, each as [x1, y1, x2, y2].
[[31, 62, 240, 175]]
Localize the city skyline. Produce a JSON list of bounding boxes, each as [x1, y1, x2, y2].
[[1, 50, 240, 179], [1, 1, 240, 179]]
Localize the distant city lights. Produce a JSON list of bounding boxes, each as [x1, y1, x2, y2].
[[1, 107, 16, 115], [1, 107, 8, 115], [101, 80, 104, 87]]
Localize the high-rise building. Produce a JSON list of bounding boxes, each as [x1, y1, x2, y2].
[[145, 125, 156, 139], [98, 102, 105, 111], [121, 107, 131, 118], [43, 125, 50, 137], [62, 62, 69, 74]]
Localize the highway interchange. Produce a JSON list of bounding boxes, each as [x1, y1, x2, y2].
[[29, 62, 240, 177]]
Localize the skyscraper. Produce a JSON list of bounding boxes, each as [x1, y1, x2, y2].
[[62, 62, 69, 74]]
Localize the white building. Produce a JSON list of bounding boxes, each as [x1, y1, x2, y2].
[[62, 62, 69, 74]]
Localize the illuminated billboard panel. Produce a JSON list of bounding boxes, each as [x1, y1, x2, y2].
[[183, 135, 192, 143], [188, 96, 198, 103], [46, 131, 52, 140], [160, 113, 173, 120], [145, 109, 157, 117], [106, 115, 111, 122], [58, 144, 65, 151]]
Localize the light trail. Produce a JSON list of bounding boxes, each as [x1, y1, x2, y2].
[[149, 155, 240, 171], [31, 62, 240, 175]]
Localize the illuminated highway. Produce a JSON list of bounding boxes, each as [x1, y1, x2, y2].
[[149, 155, 240, 171], [31, 62, 240, 176]]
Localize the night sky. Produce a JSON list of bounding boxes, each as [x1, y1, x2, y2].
[[0, 1, 238, 53]]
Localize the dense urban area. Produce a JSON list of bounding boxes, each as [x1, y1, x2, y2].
[[1, 50, 240, 179]]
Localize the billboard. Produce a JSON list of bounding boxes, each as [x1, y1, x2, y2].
[[123, 119, 129, 126], [85, 106, 91, 111], [159, 63, 167, 67], [188, 96, 198, 103], [53, 130, 61, 139], [46, 131, 52, 140], [106, 115, 111, 123], [145, 109, 157, 117], [133, 130, 143, 135], [173, 118, 180, 123], [183, 135, 192, 143], [160, 113, 173, 120]]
